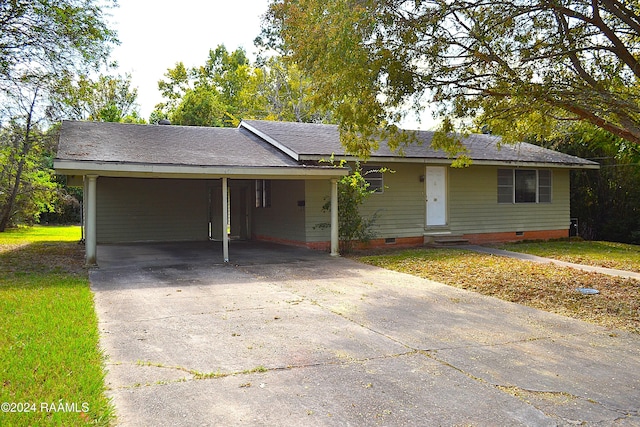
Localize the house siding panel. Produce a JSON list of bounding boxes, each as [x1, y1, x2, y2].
[[358, 163, 426, 238], [252, 180, 306, 243], [304, 180, 332, 242], [96, 177, 209, 243], [448, 166, 570, 235], [312, 164, 571, 245]]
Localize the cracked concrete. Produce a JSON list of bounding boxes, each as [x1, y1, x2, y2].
[[91, 241, 640, 426]]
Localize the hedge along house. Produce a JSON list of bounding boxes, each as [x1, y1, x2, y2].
[[54, 119, 598, 266], [54, 120, 347, 266]]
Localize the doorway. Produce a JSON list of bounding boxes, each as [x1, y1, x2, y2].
[[425, 166, 447, 227], [209, 179, 251, 241]]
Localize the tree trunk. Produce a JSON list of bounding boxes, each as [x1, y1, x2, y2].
[[0, 91, 37, 232]]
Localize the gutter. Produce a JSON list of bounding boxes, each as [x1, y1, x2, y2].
[[53, 159, 348, 180]]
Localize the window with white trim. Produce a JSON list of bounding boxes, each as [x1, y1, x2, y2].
[[497, 169, 552, 204], [362, 165, 384, 193]]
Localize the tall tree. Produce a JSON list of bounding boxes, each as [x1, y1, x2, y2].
[[0, 0, 118, 230], [49, 72, 142, 123], [261, 0, 640, 155], [540, 124, 640, 243], [0, 79, 56, 230], [250, 57, 332, 123], [0, 0, 117, 88], [153, 46, 332, 126], [154, 46, 252, 127]]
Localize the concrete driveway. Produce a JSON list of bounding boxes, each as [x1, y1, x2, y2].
[[90, 242, 640, 426]]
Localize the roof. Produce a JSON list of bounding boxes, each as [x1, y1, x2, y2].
[[55, 119, 599, 179], [241, 120, 599, 168], [54, 121, 346, 179]]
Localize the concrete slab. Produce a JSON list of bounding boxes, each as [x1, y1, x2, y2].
[[90, 242, 640, 426]]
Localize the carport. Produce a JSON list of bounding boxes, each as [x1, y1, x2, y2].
[[54, 121, 347, 266]]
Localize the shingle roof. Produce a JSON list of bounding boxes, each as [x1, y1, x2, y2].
[[56, 120, 301, 168], [241, 120, 599, 167]]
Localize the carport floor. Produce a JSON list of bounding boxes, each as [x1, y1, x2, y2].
[[90, 242, 640, 426]]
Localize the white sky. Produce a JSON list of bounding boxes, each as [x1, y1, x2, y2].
[[107, 0, 434, 129]]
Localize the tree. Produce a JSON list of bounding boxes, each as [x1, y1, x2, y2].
[[0, 81, 57, 230], [0, 0, 117, 231], [539, 123, 640, 243], [153, 46, 334, 126], [153, 46, 253, 127], [261, 0, 640, 155], [49, 72, 142, 123], [250, 57, 333, 123], [0, 0, 116, 89]]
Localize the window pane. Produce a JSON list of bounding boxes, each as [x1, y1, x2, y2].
[[539, 170, 552, 203], [497, 169, 513, 203], [362, 166, 383, 193], [515, 170, 536, 203]]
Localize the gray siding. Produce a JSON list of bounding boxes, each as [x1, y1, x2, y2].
[[448, 166, 570, 235], [311, 163, 571, 241], [358, 163, 426, 238], [304, 180, 332, 242], [252, 180, 307, 242], [96, 177, 209, 243]]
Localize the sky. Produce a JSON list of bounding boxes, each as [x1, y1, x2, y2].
[[107, 0, 270, 120], [106, 0, 434, 129]]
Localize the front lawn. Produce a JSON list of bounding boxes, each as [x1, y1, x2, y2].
[[356, 245, 639, 334], [0, 226, 114, 426], [498, 239, 640, 272]]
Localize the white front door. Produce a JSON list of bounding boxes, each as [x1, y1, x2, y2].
[[426, 166, 447, 227]]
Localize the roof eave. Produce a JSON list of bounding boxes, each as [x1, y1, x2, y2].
[[53, 159, 348, 180], [298, 154, 600, 169]]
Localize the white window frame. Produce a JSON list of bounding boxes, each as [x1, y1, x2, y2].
[[362, 165, 384, 194], [497, 169, 552, 204]]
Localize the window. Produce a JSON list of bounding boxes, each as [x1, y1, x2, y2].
[[255, 179, 271, 208], [538, 170, 552, 203], [362, 165, 383, 193], [497, 169, 552, 204]]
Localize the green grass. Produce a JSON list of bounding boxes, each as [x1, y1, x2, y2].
[[498, 239, 640, 272], [356, 245, 640, 334], [0, 226, 114, 426]]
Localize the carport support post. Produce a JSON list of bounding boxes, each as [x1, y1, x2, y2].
[[222, 177, 229, 262], [85, 174, 98, 267], [330, 178, 339, 256]]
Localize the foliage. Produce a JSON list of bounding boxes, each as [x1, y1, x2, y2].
[[0, 226, 114, 426], [0, 84, 58, 231], [250, 57, 332, 123], [262, 0, 640, 155], [49, 72, 143, 123], [0, 0, 118, 231], [0, 0, 117, 88], [153, 45, 332, 126], [537, 123, 640, 243], [153, 46, 252, 127], [318, 160, 382, 253], [357, 247, 639, 333]]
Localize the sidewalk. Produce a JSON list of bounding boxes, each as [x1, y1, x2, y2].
[[459, 245, 640, 281]]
